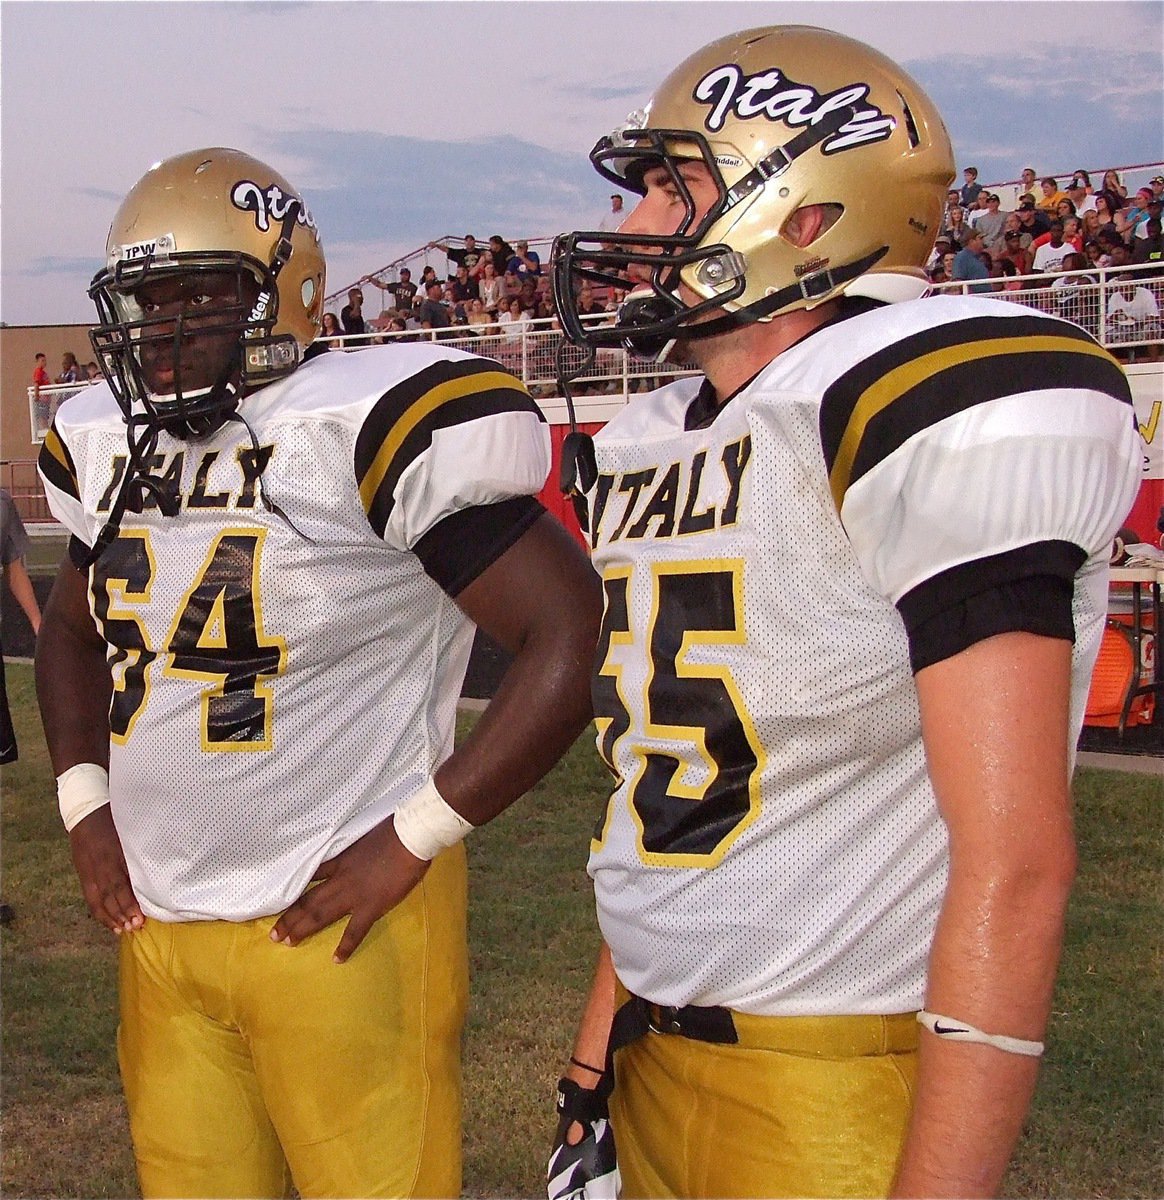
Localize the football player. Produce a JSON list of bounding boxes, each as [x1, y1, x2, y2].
[[35, 147, 601, 1199], [548, 26, 1141, 1198]]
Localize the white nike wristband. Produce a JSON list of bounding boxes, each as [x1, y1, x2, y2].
[[392, 778, 474, 861], [917, 1010, 1044, 1057], [57, 763, 111, 833]]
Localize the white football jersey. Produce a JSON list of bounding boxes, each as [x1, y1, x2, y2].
[[39, 344, 550, 922], [583, 295, 1141, 1017]]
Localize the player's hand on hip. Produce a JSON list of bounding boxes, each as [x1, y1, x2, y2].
[[270, 817, 430, 963], [68, 805, 145, 935]]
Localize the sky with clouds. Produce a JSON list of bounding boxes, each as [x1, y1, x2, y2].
[[2, 0, 1161, 326]]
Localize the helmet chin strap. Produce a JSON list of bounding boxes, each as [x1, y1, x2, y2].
[[618, 245, 888, 360]]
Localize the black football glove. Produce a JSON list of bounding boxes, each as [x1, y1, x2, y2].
[[546, 1075, 620, 1200]]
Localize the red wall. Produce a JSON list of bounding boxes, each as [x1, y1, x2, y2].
[[536, 422, 604, 548]]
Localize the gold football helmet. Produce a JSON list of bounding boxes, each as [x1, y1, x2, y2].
[[552, 25, 954, 358], [90, 147, 325, 439]]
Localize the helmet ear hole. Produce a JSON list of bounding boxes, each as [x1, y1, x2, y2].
[[782, 203, 843, 248], [897, 92, 921, 148]]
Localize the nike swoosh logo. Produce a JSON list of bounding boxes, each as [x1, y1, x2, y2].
[[933, 1022, 969, 1035]]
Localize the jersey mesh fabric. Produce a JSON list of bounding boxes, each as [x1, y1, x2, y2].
[[585, 295, 1140, 1017], [40, 345, 550, 921]]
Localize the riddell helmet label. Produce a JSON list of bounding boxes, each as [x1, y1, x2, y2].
[[692, 64, 895, 152], [231, 180, 318, 237]]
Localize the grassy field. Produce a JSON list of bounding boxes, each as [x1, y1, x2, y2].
[[2, 659, 1161, 1198]]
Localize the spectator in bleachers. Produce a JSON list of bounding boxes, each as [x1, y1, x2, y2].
[[506, 240, 542, 279], [1060, 216, 1084, 253], [1032, 221, 1072, 275], [1019, 167, 1038, 194], [371, 267, 418, 313], [1067, 173, 1097, 215], [599, 193, 625, 235], [340, 287, 366, 336], [31, 352, 50, 399], [1132, 217, 1163, 265], [1000, 211, 1031, 250], [1016, 199, 1052, 239], [1049, 252, 1098, 331], [1133, 197, 1163, 241], [1095, 227, 1127, 267], [517, 276, 539, 316], [974, 193, 1008, 254], [466, 298, 493, 330], [1125, 188, 1155, 236], [503, 270, 522, 301], [991, 257, 1025, 293], [56, 352, 82, 384], [320, 312, 344, 349], [951, 228, 992, 293], [1151, 175, 1164, 201], [1037, 176, 1068, 212], [1094, 192, 1129, 240], [435, 234, 484, 279], [85, 361, 102, 383], [958, 166, 983, 208], [1100, 169, 1128, 207], [417, 265, 441, 294], [416, 280, 452, 330], [450, 264, 479, 304], [997, 228, 1033, 276], [575, 281, 609, 318], [1055, 198, 1077, 223], [925, 232, 954, 276], [1104, 273, 1161, 344], [942, 204, 971, 246], [486, 235, 515, 275], [927, 247, 955, 285], [1080, 209, 1103, 243], [442, 281, 464, 322], [479, 260, 505, 313], [496, 297, 529, 368]]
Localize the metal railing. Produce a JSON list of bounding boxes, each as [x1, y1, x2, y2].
[[930, 261, 1163, 352], [22, 265, 1163, 453]]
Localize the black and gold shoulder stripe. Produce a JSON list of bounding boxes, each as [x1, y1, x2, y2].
[[355, 357, 544, 536], [820, 313, 1132, 511], [37, 421, 81, 502]]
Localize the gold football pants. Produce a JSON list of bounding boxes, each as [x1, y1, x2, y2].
[[117, 844, 468, 1199], [610, 997, 918, 1199]]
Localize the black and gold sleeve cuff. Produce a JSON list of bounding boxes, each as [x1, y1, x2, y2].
[[897, 540, 1086, 673], [413, 495, 546, 597]]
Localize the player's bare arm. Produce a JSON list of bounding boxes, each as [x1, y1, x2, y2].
[[36, 557, 144, 934], [271, 512, 602, 962], [565, 942, 618, 1089], [892, 631, 1076, 1197]]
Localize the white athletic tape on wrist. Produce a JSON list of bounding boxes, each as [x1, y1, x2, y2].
[[56, 763, 111, 833], [392, 778, 474, 861], [917, 1010, 1044, 1058]]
